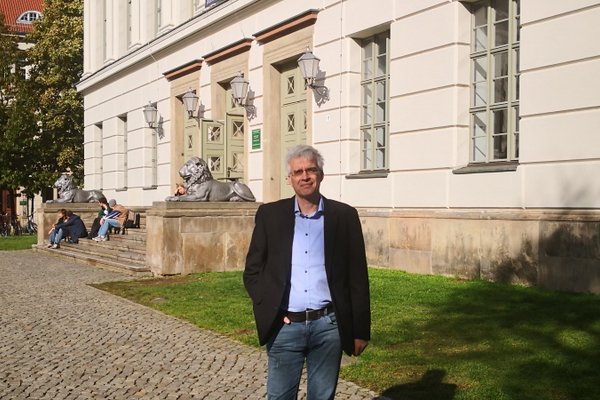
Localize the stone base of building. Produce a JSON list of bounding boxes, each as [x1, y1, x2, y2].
[[360, 208, 600, 294], [38, 203, 600, 294], [146, 201, 259, 276]]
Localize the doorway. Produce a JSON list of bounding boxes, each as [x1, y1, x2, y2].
[[279, 62, 307, 197]]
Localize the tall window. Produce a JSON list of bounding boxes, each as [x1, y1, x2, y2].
[[127, 0, 132, 47], [118, 115, 128, 189], [156, 0, 162, 32], [94, 123, 104, 190], [360, 31, 390, 171], [101, 0, 107, 62], [470, 0, 520, 163]]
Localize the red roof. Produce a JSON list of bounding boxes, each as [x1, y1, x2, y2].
[[0, 0, 44, 35]]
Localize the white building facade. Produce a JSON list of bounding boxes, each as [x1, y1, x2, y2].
[[78, 0, 600, 292]]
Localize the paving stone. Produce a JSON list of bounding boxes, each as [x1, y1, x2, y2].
[[0, 250, 379, 399]]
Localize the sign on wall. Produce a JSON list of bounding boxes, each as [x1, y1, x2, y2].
[[251, 129, 261, 150]]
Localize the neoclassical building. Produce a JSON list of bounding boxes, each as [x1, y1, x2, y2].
[[78, 0, 600, 292]]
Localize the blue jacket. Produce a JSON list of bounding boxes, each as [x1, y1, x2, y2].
[[55, 214, 88, 243]]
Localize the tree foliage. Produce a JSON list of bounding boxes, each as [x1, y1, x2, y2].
[[0, 13, 22, 189], [0, 0, 83, 195]]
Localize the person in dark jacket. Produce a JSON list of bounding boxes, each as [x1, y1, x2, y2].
[[47, 209, 67, 248], [50, 210, 88, 248], [88, 197, 112, 239], [244, 145, 370, 399]]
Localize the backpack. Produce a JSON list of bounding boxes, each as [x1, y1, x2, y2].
[[124, 210, 140, 228], [88, 217, 101, 239]]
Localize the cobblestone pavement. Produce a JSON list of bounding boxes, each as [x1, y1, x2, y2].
[[0, 250, 379, 399]]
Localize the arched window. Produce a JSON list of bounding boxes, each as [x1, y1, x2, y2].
[[17, 11, 42, 24]]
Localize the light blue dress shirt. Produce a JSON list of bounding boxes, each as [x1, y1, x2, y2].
[[287, 197, 332, 312]]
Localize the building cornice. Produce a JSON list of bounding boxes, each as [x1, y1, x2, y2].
[[202, 38, 253, 65], [163, 59, 203, 82], [253, 9, 319, 44], [76, 0, 259, 94]]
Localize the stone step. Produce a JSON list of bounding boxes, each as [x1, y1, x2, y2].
[[48, 241, 145, 264], [98, 229, 147, 244], [66, 240, 146, 261], [37, 208, 151, 276], [77, 236, 146, 251], [33, 245, 151, 276]]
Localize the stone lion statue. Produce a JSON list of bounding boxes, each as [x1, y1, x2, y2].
[[165, 157, 255, 202], [46, 174, 105, 203]]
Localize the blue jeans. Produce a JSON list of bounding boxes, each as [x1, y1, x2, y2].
[[266, 312, 342, 400], [97, 219, 120, 237], [49, 228, 64, 244]]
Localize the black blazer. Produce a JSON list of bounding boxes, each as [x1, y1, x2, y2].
[[244, 196, 370, 356]]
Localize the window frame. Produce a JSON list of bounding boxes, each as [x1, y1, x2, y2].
[[468, 0, 520, 165], [127, 0, 132, 47], [156, 0, 162, 32], [359, 31, 390, 173], [17, 11, 42, 24]]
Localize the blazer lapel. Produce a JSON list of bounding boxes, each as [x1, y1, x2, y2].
[[280, 197, 296, 278], [323, 197, 337, 276]]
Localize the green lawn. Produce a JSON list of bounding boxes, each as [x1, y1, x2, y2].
[[93, 269, 600, 400], [0, 235, 37, 250]]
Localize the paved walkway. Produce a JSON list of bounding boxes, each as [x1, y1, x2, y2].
[[0, 250, 379, 399]]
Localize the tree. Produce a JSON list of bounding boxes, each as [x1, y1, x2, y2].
[[0, 0, 84, 195], [0, 13, 22, 189]]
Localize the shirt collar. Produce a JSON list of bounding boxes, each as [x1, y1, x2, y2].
[[294, 196, 324, 218]]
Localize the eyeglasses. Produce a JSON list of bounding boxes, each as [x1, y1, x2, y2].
[[289, 167, 321, 178]]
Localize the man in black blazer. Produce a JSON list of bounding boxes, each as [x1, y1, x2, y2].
[[244, 144, 370, 399]]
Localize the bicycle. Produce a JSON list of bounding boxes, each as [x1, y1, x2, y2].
[[26, 214, 38, 235], [0, 213, 10, 237], [11, 216, 23, 236]]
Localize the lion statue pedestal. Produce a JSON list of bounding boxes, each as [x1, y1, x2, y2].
[[165, 157, 255, 202]]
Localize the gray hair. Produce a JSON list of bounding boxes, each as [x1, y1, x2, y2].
[[285, 144, 324, 174]]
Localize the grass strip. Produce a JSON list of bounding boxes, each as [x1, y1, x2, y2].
[[0, 235, 38, 251], [93, 269, 600, 400]]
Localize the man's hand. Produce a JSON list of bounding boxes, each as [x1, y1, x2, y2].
[[353, 339, 369, 356]]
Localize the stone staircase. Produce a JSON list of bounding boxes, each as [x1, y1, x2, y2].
[[34, 209, 152, 277]]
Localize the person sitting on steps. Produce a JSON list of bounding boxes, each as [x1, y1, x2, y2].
[[88, 197, 111, 239], [53, 210, 88, 247], [93, 199, 127, 241], [107, 199, 129, 235], [47, 209, 67, 248]]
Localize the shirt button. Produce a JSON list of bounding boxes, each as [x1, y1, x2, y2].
[[305, 251, 308, 254], [305, 233, 308, 236]]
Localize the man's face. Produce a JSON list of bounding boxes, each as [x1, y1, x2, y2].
[[287, 156, 323, 199]]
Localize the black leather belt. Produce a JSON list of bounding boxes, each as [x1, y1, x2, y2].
[[286, 305, 333, 322]]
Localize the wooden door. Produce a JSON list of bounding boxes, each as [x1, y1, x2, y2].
[[280, 64, 307, 197]]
